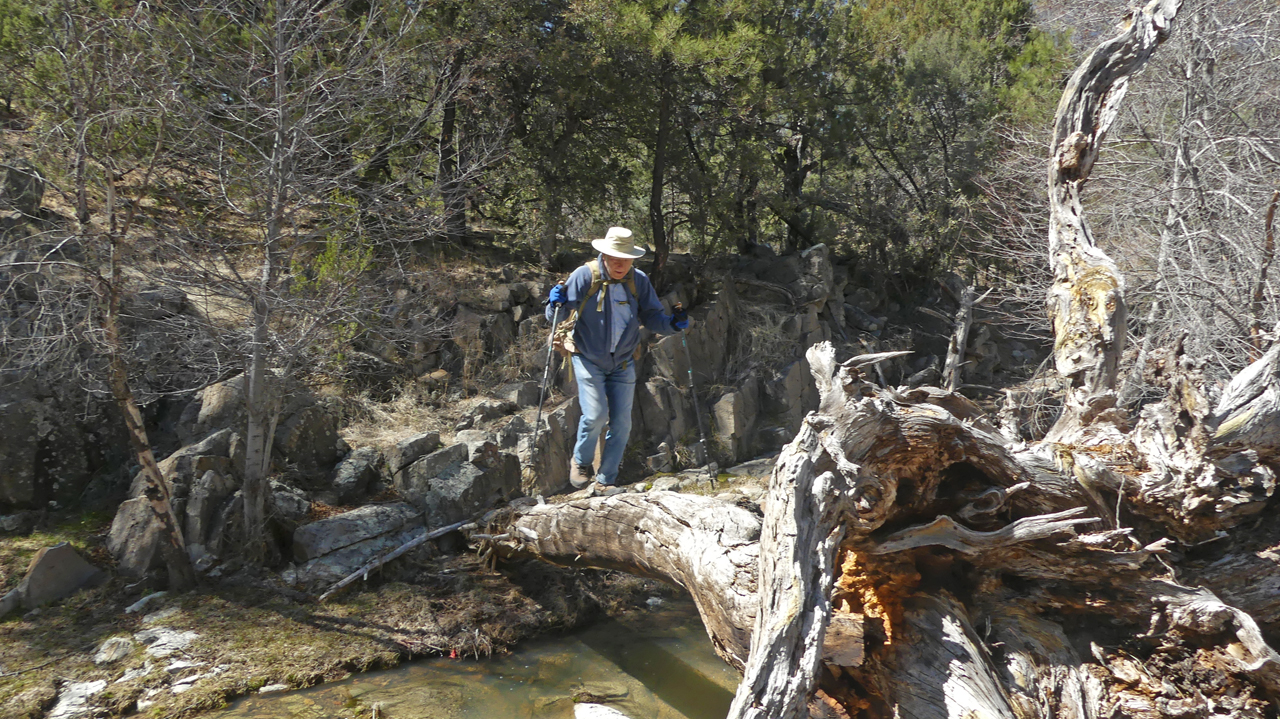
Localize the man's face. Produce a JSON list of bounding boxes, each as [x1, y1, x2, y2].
[[602, 255, 634, 280]]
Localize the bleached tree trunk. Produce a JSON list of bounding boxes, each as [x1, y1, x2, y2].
[[490, 3, 1280, 717]]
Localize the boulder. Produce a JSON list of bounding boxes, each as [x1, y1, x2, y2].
[[384, 431, 441, 484], [454, 430, 501, 469], [127, 285, 188, 321], [330, 447, 381, 504], [270, 482, 311, 527], [470, 399, 518, 424], [108, 498, 164, 578], [396, 443, 469, 494], [485, 312, 517, 356], [273, 402, 342, 480], [0, 399, 41, 507], [184, 469, 237, 548], [498, 381, 540, 408], [794, 243, 834, 310], [0, 157, 44, 217], [131, 429, 235, 499], [649, 281, 738, 387], [636, 376, 691, 446], [765, 356, 817, 434], [404, 456, 521, 528], [292, 502, 421, 563], [520, 398, 581, 495], [295, 523, 421, 586], [496, 416, 530, 451], [712, 374, 761, 463], [0, 543, 103, 617]]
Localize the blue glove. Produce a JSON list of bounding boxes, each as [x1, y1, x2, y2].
[[548, 284, 567, 305], [672, 304, 689, 330]]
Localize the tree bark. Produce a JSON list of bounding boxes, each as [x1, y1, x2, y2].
[[485, 3, 1280, 717], [648, 60, 672, 291]]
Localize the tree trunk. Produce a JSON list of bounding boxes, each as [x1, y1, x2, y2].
[[487, 3, 1280, 717], [440, 95, 467, 245], [648, 61, 671, 291]]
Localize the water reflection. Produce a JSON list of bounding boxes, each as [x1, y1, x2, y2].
[[210, 599, 738, 719]]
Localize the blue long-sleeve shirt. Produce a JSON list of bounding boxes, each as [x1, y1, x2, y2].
[[546, 255, 679, 372]]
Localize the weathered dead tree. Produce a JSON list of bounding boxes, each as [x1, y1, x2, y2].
[[487, 2, 1280, 716]]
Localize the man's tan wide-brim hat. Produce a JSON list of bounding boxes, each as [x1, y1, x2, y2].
[[591, 226, 646, 259]]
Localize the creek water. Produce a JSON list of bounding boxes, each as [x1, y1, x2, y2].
[[208, 599, 739, 719]]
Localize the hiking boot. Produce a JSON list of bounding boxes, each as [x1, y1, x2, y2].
[[589, 482, 625, 498], [569, 461, 595, 489]]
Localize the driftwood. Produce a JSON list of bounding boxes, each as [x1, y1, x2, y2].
[[484, 2, 1280, 716]]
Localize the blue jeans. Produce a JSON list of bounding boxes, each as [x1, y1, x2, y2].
[[572, 354, 636, 485]]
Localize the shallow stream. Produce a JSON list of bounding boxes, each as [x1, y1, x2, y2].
[[209, 599, 738, 719]]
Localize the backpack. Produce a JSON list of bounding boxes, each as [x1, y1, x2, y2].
[[551, 259, 641, 360]]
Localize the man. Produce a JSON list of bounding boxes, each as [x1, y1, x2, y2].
[[546, 226, 689, 495]]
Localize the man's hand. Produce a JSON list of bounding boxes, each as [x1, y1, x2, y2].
[[548, 283, 567, 305], [672, 303, 689, 330]]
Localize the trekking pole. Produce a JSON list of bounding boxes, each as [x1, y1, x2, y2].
[[529, 297, 563, 474], [675, 303, 715, 488]]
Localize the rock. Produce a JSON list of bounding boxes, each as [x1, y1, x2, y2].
[[712, 374, 761, 463], [0, 543, 103, 617], [258, 683, 290, 694], [0, 511, 36, 535], [107, 498, 163, 578], [794, 243, 834, 309], [635, 376, 691, 447], [131, 428, 235, 499], [292, 502, 421, 563], [645, 452, 674, 474], [726, 456, 777, 479], [185, 470, 237, 547], [126, 591, 168, 614], [520, 398, 581, 495], [845, 302, 882, 333], [93, 637, 135, 665], [453, 430, 501, 469], [472, 285, 513, 313], [134, 627, 199, 658], [273, 402, 342, 480], [765, 356, 817, 434], [471, 399, 518, 423], [406, 457, 521, 530], [295, 523, 420, 585], [498, 381, 540, 408], [485, 312, 517, 357], [47, 680, 106, 719], [128, 285, 187, 321], [574, 702, 633, 719], [650, 476, 680, 492], [649, 281, 738, 388], [0, 399, 42, 507], [270, 482, 310, 526], [1, 157, 44, 217], [496, 416, 529, 451], [383, 431, 441, 484], [330, 447, 381, 504]]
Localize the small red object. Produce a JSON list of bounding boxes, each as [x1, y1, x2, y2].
[[449, 649, 457, 659]]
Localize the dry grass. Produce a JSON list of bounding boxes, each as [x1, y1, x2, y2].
[[725, 302, 799, 380], [338, 381, 453, 449]]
